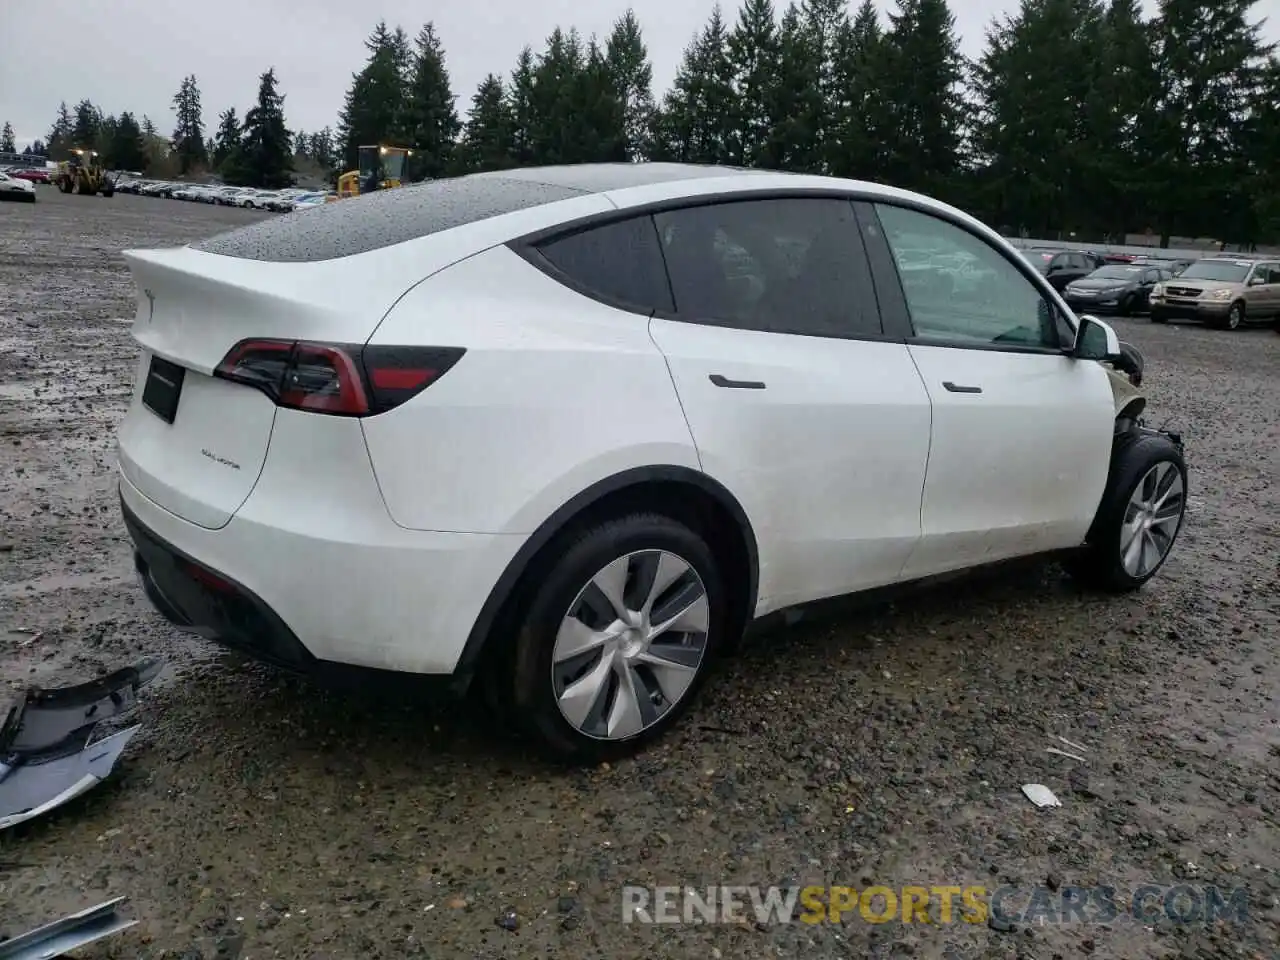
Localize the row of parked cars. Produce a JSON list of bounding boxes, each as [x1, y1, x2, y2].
[[1020, 247, 1280, 331], [112, 178, 332, 212]]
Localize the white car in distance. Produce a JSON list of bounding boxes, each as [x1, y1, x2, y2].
[[115, 164, 1188, 761], [0, 170, 38, 202]]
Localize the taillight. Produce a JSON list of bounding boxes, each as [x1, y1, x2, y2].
[[214, 339, 464, 417]]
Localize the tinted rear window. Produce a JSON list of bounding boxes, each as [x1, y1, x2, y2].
[[192, 176, 586, 262], [534, 216, 674, 314]]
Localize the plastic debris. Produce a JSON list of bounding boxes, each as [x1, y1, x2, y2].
[[0, 896, 136, 959], [0, 726, 140, 830], [1021, 783, 1062, 808], [1046, 747, 1088, 763]]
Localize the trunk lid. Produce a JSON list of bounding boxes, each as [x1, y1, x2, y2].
[[117, 247, 395, 529]]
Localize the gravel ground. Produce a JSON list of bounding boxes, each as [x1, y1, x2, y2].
[[1, 187, 1278, 959]]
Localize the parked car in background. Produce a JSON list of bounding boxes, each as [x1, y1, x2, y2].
[[116, 164, 1186, 761], [10, 168, 50, 185], [1149, 257, 1280, 330], [0, 170, 37, 202], [1063, 264, 1171, 315], [1022, 249, 1108, 291]]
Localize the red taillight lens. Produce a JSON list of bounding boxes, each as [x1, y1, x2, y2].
[[215, 340, 464, 417]]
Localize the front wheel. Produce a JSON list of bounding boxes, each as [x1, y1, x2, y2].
[[1066, 430, 1187, 592], [510, 513, 727, 762], [1215, 301, 1245, 330]]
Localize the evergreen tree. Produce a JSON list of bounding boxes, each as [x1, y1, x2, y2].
[[72, 99, 101, 149], [404, 22, 461, 179], [765, 4, 823, 170], [47, 102, 74, 160], [828, 0, 888, 180], [171, 75, 208, 173], [112, 112, 147, 171], [235, 68, 294, 188], [212, 107, 242, 168], [877, 0, 966, 198], [509, 47, 538, 165], [1148, 0, 1275, 242], [337, 21, 411, 171], [653, 6, 735, 163], [308, 127, 336, 169], [973, 0, 1103, 235], [0, 122, 14, 153], [460, 74, 516, 171], [141, 115, 157, 138], [725, 0, 779, 166], [605, 10, 656, 159], [528, 28, 588, 164]]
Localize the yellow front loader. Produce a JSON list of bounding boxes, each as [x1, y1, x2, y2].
[[330, 145, 412, 201], [55, 149, 114, 197]]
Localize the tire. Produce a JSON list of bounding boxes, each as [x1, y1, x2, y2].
[[1214, 301, 1244, 330], [1067, 430, 1187, 593], [508, 512, 728, 762]]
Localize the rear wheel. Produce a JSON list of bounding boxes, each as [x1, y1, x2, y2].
[[1066, 430, 1187, 592], [509, 513, 726, 762]]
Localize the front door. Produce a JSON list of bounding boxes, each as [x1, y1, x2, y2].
[[866, 202, 1117, 578], [645, 196, 933, 614]]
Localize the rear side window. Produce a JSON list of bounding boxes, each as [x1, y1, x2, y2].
[[193, 175, 585, 262], [534, 216, 674, 314], [653, 198, 882, 338]]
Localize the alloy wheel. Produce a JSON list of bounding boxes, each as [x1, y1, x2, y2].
[[551, 550, 710, 741], [1227, 304, 1243, 329], [1119, 461, 1184, 578]]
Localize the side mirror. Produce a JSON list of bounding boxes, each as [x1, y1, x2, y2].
[[1073, 314, 1122, 362], [1247, 276, 1265, 286]]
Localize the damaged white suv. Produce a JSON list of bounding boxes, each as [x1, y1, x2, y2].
[[115, 164, 1187, 761]]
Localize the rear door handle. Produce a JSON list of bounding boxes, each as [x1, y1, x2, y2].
[[942, 381, 982, 394], [709, 374, 766, 390]]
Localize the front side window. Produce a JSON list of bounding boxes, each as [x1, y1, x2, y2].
[[654, 198, 882, 338], [535, 216, 674, 314], [875, 203, 1065, 350]]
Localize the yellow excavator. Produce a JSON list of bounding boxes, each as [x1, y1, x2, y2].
[[329, 145, 413, 201], [55, 148, 114, 197]]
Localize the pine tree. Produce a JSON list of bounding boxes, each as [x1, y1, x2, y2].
[[235, 68, 294, 188], [308, 127, 336, 169], [877, 0, 966, 198], [459, 74, 516, 171], [1148, 0, 1275, 242], [47, 102, 74, 160], [653, 6, 736, 163], [112, 112, 147, 171], [404, 23, 461, 179], [529, 28, 588, 164], [171, 75, 208, 173], [337, 21, 411, 171], [725, 0, 779, 166], [765, 4, 823, 170], [71, 99, 101, 149], [828, 0, 888, 179], [605, 10, 655, 159], [212, 108, 242, 168], [509, 47, 538, 165], [0, 122, 14, 153]]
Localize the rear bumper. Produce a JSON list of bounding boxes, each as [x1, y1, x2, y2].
[[1149, 300, 1231, 322], [118, 469, 524, 679]]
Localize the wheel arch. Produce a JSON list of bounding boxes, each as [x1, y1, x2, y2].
[[452, 465, 760, 691]]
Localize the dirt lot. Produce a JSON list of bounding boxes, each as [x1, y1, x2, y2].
[[1, 187, 1277, 959]]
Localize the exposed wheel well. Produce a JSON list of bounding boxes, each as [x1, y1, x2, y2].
[[457, 471, 759, 690]]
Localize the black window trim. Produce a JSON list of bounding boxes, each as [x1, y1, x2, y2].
[[508, 186, 1077, 354], [519, 213, 676, 318]]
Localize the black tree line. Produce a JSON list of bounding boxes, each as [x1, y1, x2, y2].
[[11, 0, 1279, 243]]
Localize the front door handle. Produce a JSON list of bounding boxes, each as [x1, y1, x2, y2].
[[942, 381, 982, 394], [709, 374, 766, 390]]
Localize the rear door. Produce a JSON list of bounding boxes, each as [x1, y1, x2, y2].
[[865, 202, 1115, 576], [644, 196, 932, 613]]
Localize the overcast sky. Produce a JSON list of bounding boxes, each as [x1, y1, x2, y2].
[[2, 0, 1277, 149]]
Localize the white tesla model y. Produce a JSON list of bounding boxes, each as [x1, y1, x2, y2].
[[116, 164, 1187, 760]]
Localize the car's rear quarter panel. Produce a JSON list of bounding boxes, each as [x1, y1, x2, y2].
[[361, 244, 701, 535]]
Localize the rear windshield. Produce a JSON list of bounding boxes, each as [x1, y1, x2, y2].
[[192, 176, 585, 262], [1089, 265, 1143, 279]]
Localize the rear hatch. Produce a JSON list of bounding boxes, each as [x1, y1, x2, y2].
[[117, 247, 398, 529]]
